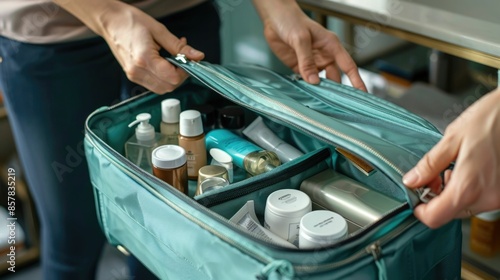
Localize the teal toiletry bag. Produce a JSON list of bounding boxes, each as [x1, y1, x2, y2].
[[84, 56, 462, 280]]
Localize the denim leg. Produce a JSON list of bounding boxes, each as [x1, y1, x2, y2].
[[0, 1, 221, 279], [0, 36, 122, 280]]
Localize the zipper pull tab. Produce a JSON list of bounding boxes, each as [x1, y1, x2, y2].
[[288, 73, 302, 81], [367, 242, 381, 260], [416, 187, 438, 203], [367, 242, 388, 280], [175, 53, 187, 63]]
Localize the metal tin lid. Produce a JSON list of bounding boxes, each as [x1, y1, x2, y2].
[[152, 145, 186, 169], [198, 177, 229, 194]]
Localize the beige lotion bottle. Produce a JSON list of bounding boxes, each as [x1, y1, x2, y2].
[[160, 98, 181, 145], [125, 113, 164, 173], [178, 110, 207, 180]]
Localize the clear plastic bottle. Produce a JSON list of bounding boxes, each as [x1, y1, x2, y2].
[[205, 129, 281, 176], [178, 110, 207, 180], [125, 113, 164, 173], [160, 99, 181, 145]]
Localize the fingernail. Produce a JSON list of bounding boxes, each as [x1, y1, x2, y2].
[[308, 74, 320, 84], [403, 170, 419, 185], [189, 49, 203, 56]]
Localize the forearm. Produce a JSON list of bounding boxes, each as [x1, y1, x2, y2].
[[52, 0, 122, 36], [252, 0, 303, 22]]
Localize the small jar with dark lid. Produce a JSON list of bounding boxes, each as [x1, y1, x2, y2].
[[152, 145, 188, 195], [191, 104, 216, 132], [218, 105, 245, 135]]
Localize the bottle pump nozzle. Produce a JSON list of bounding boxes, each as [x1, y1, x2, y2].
[[128, 113, 155, 142]]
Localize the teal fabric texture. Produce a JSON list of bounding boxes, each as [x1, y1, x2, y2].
[[84, 59, 462, 279]]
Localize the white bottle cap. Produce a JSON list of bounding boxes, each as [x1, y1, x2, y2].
[[210, 148, 234, 183], [179, 110, 203, 137], [161, 99, 181, 124], [475, 209, 500, 221], [128, 113, 155, 142], [266, 189, 311, 218], [152, 145, 186, 169], [299, 210, 348, 249], [210, 148, 232, 164]]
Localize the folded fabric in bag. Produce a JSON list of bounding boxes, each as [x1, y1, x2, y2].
[[84, 55, 461, 280]]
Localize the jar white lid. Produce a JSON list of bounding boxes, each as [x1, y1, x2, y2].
[[152, 145, 186, 169], [300, 210, 348, 242], [266, 189, 311, 218], [179, 110, 203, 137], [476, 209, 500, 221]]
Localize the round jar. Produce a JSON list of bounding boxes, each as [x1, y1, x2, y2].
[[195, 165, 229, 196], [264, 189, 312, 246], [152, 145, 188, 195], [299, 210, 348, 249]]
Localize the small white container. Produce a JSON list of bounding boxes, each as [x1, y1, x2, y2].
[[264, 189, 312, 246], [299, 210, 348, 249]]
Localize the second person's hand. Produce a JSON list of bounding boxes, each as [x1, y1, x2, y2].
[[252, 0, 367, 91], [403, 88, 500, 228]]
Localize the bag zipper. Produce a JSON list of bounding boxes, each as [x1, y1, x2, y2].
[[235, 64, 438, 132], [172, 55, 432, 204]]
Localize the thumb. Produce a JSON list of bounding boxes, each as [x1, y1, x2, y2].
[[403, 136, 459, 188], [291, 33, 319, 84], [154, 27, 205, 61]]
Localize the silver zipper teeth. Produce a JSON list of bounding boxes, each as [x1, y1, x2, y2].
[[192, 61, 405, 176], [84, 134, 275, 266]]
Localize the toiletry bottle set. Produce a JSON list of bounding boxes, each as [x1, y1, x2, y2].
[[125, 100, 306, 196]]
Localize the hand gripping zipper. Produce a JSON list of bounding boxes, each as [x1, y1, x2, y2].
[[173, 54, 436, 205]]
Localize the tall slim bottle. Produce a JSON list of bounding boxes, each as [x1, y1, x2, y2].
[[160, 98, 181, 145], [178, 110, 207, 180]]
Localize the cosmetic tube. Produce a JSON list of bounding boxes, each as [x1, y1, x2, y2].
[[205, 129, 281, 176], [230, 200, 296, 249], [243, 117, 303, 163]]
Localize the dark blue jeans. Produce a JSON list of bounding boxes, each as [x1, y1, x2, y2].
[[0, 2, 220, 279]]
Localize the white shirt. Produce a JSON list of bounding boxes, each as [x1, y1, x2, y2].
[[0, 0, 206, 43]]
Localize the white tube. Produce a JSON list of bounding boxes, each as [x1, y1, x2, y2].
[[229, 200, 297, 249], [243, 117, 303, 163]]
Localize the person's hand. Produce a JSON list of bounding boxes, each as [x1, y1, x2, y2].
[[252, 0, 366, 91], [54, 0, 204, 94], [403, 88, 500, 228]]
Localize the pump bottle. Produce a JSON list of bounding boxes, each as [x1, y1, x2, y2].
[[125, 113, 164, 173]]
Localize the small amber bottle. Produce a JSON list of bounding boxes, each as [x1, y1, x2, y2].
[[469, 210, 500, 257], [152, 145, 188, 195]]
